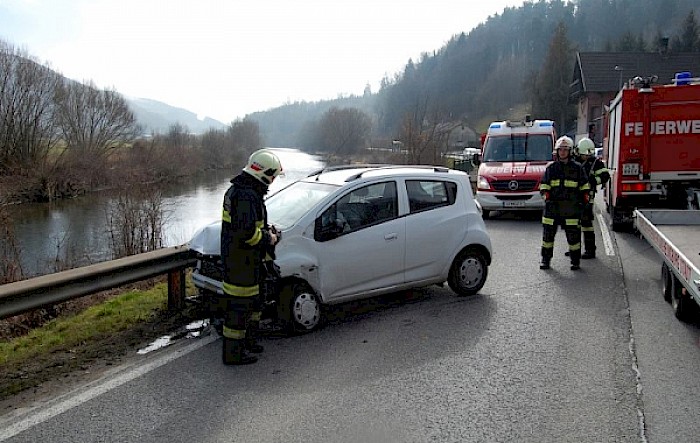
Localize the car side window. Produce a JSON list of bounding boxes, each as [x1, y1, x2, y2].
[[315, 181, 398, 241], [406, 180, 457, 213]]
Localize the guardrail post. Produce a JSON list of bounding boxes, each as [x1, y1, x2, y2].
[[167, 269, 186, 311]]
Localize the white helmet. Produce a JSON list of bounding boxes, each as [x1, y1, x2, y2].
[[243, 149, 283, 185], [554, 136, 574, 153], [577, 137, 595, 156]]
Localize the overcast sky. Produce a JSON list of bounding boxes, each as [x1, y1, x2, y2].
[[1, 0, 524, 123]]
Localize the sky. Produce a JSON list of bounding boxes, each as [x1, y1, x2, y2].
[[0, 0, 525, 124]]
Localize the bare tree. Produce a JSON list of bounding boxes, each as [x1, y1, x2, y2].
[[0, 41, 61, 174], [53, 79, 140, 182], [228, 118, 262, 151], [316, 107, 372, 156], [398, 97, 449, 165], [200, 127, 228, 169]]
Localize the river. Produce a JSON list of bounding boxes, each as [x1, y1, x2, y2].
[[8, 148, 324, 278]]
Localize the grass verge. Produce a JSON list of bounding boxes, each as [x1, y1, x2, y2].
[[0, 278, 203, 401]]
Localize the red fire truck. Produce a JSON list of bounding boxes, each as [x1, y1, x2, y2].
[[603, 73, 700, 231]]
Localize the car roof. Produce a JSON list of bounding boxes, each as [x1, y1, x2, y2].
[[301, 164, 467, 186]]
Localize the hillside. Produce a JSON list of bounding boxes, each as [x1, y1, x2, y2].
[[248, 0, 700, 147], [127, 97, 227, 135]]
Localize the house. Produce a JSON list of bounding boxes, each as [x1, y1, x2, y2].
[[568, 50, 700, 147]]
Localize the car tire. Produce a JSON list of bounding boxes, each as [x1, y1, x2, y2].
[[278, 282, 322, 334], [481, 209, 490, 219], [448, 248, 488, 296]]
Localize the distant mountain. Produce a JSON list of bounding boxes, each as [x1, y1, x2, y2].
[[126, 97, 227, 135]]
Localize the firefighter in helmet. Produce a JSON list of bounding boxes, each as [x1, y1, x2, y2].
[[220, 149, 282, 365], [574, 137, 610, 259], [538, 136, 591, 270]]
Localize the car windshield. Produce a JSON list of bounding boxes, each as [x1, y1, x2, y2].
[[266, 180, 338, 230], [482, 134, 553, 162]]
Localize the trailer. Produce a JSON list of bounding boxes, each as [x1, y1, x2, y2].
[[633, 208, 700, 321]]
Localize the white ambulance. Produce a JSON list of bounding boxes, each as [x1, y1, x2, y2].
[[475, 117, 556, 218]]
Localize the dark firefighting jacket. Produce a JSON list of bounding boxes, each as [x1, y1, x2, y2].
[[221, 172, 273, 297], [539, 159, 590, 220], [578, 156, 610, 194]]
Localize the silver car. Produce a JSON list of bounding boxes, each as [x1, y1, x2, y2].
[[189, 165, 493, 334]]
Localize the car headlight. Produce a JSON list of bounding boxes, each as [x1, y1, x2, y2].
[[477, 176, 490, 190]]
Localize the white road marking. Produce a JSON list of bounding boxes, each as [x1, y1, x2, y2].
[[0, 335, 217, 441], [596, 212, 616, 256]]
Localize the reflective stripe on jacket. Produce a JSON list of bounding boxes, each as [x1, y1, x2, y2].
[[221, 172, 270, 296], [539, 159, 590, 219]]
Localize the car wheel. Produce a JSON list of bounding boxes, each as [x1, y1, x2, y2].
[[278, 282, 322, 334], [448, 248, 488, 296], [481, 209, 490, 219]]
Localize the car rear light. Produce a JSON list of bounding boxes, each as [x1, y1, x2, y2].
[[621, 182, 648, 192]]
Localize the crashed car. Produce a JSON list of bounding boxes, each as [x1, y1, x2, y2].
[[189, 164, 493, 334]]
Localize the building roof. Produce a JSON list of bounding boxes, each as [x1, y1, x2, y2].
[[570, 51, 700, 99]]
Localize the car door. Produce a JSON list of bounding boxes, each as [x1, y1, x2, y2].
[[404, 179, 461, 283], [313, 180, 405, 301]]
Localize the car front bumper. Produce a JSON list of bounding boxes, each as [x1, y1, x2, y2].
[[475, 192, 544, 211]]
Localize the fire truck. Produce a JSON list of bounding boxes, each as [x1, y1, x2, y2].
[[603, 73, 700, 231], [475, 117, 556, 219]]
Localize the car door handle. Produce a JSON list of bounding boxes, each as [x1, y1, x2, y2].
[[384, 233, 398, 240]]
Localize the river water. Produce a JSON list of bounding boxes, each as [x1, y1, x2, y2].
[[9, 148, 324, 278]]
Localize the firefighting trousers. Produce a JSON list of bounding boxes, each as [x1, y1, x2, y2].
[[541, 216, 581, 262], [222, 296, 255, 341], [580, 202, 596, 253]]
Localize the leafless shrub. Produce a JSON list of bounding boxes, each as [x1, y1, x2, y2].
[[0, 205, 23, 284], [106, 186, 169, 258]]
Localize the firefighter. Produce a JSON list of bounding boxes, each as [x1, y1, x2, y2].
[[220, 149, 282, 365], [538, 136, 591, 270], [575, 137, 610, 259]]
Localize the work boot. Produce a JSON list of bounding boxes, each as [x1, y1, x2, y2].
[[570, 261, 580, 271], [222, 338, 258, 365], [246, 317, 264, 354], [539, 258, 551, 270], [581, 251, 596, 259], [246, 338, 264, 354]]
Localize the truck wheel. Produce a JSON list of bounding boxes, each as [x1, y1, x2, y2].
[[448, 248, 488, 296], [670, 274, 696, 322], [610, 206, 626, 232], [661, 263, 672, 303], [277, 282, 322, 334]]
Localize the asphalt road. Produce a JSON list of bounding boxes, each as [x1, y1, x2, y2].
[[1, 200, 699, 443]]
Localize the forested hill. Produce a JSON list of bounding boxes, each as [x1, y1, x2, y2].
[[253, 0, 700, 148]]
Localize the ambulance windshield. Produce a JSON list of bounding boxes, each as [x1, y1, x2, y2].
[[483, 135, 553, 162]]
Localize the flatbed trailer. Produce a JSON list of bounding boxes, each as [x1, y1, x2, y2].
[[633, 209, 700, 321]]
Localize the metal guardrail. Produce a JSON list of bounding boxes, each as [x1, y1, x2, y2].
[[0, 244, 197, 319]]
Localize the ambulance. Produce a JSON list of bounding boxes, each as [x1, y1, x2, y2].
[[475, 117, 556, 218]]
